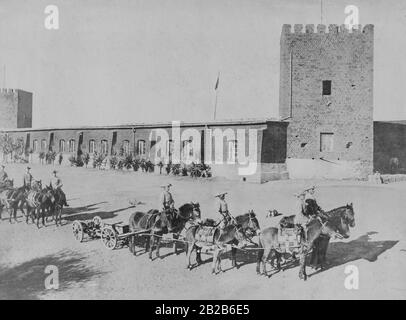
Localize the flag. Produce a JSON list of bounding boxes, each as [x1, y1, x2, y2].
[[214, 74, 220, 90]]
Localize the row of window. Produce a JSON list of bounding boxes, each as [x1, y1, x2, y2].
[[163, 139, 238, 161], [31, 138, 239, 160], [32, 139, 147, 155], [32, 136, 335, 156], [32, 139, 76, 153]]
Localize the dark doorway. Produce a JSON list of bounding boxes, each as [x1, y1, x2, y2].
[[49, 133, 54, 151], [111, 131, 117, 155], [200, 130, 205, 163], [25, 133, 30, 155], [77, 132, 83, 157]]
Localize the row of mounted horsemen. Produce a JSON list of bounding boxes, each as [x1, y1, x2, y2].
[[0, 166, 69, 227], [0, 166, 355, 281], [131, 184, 355, 280]]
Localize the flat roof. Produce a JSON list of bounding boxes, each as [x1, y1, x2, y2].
[[374, 120, 406, 125], [0, 117, 286, 133]]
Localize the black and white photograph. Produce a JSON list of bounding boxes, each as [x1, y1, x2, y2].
[[0, 0, 405, 302]]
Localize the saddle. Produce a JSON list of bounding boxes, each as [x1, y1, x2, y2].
[[195, 225, 219, 246], [141, 210, 159, 229], [278, 213, 325, 252], [277, 227, 301, 253], [27, 191, 41, 208], [201, 218, 217, 227]]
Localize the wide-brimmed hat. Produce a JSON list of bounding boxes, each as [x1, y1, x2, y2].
[[160, 183, 172, 188], [52, 170, 57, 174], [215, 192, 227, 198]]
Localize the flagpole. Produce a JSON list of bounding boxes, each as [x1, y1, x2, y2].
[[213, 72, 220, 120], [320, 0, 323, 25], [214, 90, 218, 120], [2, 65, 5, 88]]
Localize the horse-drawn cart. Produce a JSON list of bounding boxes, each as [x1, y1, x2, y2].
[[100, 222, 150, 250], [72, 216, 151, 250], [72, 216, 103, 242]]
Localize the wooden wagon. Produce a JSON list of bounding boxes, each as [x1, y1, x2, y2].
[[72, 216, 103, 242], [100, 222, 150, 250]]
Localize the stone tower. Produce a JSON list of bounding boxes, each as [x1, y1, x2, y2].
[[279, 24, 374, 179], [0, 88, 32, 129]]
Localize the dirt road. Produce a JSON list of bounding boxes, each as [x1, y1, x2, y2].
[[0, 163, 405, 299]]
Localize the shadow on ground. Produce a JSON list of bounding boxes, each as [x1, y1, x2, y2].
[[324, 231, 398, 265], [63, 204, 132, 222], [63, 202, 107, 217], [211, 231, 398, 276], [0, 249, 105, 299], [308, 231, 398, 277]]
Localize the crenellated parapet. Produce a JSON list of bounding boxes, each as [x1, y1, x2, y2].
[[281, 23, 374, 35], [0, 88, 18, 94], [0, 88, 32, 129]]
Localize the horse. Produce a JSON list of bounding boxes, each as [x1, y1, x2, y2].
[[0, 184, 14, 222], [185, 211, 260, 274], [128, 202, 201, 260], [0, 179, 14, 191], [44, 186, 66, 226], [25, 186, 55, 228], [256, 203, 355, 280], [308, 204, 356, 270], [0, 185, 26, 223]]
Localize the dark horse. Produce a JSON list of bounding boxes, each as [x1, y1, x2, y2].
[[44, 186, 66, 226], [256, 203, 355, 280], [185, 211, 260, 274], [0, 185, 27, 223], [25, 186, 55, 228], [0, 179, 14, 191], [128, 202, 201, 260]]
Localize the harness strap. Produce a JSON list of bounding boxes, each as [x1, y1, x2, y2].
[[146, 213, 157, 227], [27, 191, 41, 208]]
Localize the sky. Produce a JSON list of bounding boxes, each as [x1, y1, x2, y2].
[[0, 0, 405, 127]]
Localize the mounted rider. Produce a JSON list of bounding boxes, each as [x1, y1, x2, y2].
[[294, 186, 323, 241], [49, 170, 69, 207], [23, 166, 33, 190], [0, 165, 8, 183], [216, 192, 234, 229], [159, 183, 175, 231], [304, 186, 323, 216]]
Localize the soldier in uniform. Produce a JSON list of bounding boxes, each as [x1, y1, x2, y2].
[[50, 170, 63, 189], [294, 192, 308, 224], [159, 184, 175, 231], [294, 186, 322, 242], [0, 165, 8, 184], [216, 192, 233, 229], [49, 170, 69, 206], [23, 166, 33, 190], [304, 186, 323, 216]]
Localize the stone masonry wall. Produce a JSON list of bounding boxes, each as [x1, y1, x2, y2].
[[17, 90, 33, 128], [279, 24, 374, 179], [0, 89, 18, 129]]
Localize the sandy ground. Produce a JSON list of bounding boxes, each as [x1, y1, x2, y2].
[[0, 163, 405, 300]]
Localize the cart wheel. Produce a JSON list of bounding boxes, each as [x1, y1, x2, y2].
[[101, 226, 117, 250], [92, 215, 103, 227], [72, 221, 84, 242]]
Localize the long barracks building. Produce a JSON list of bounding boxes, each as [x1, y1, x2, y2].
[[1, 24, 405, 182]]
